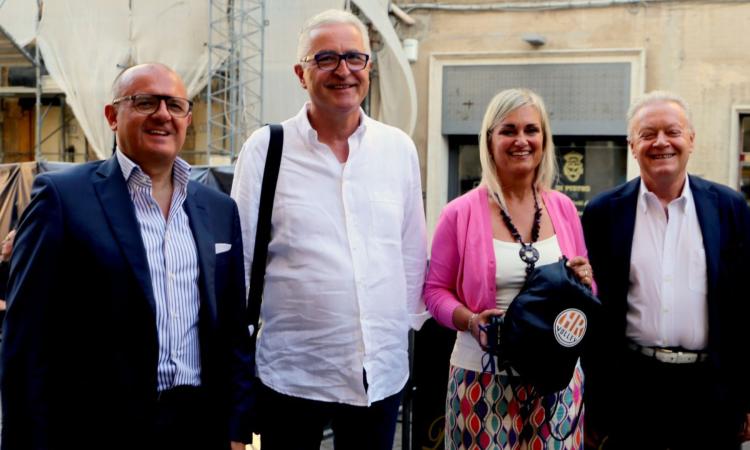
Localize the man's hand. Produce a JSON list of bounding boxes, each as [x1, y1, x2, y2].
[[739, 413, 750, 442], [230, 441, 246, 450], [1, 229, 16, 262], [583, 421, 610, 450]]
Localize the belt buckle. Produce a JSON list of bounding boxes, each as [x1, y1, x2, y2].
[[653, 348, 698, 364], [629, 342, 706, 364]]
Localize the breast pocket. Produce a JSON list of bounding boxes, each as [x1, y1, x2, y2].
[[369, 192, 403, 242], [688, 248, 707, 294]]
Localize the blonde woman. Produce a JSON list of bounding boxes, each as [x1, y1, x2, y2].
[[425, 89, 592, 449]]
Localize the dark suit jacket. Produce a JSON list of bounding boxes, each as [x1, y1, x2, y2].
[[582, 175, 750, 434], [1, 157, 256, 450], [0, 261, 8, 300]]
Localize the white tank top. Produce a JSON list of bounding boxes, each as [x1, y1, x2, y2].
[[449, 235, 562, 373]]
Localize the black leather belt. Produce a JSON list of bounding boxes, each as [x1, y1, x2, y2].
[[627, 342, 708, 364], [156, 385, 203, 403]]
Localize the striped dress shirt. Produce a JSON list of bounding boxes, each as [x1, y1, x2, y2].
[[116, 150, 201, 391]]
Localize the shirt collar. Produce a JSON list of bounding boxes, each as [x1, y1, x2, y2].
[[115, 148, 191, 192], [294, 102, 368, 148], [638, 174, 691, 213]]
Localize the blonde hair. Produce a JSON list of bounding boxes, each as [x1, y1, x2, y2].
[[478, 88, 557, 209], [296, 9, 371, 62]]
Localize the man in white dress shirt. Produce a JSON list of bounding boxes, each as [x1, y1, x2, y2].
[[582, 91, 750, 449], [231, 9, 428, 450]]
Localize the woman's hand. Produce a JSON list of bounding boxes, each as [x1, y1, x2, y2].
[[468, 308, 504, 348], [566, 256, 593, 287]]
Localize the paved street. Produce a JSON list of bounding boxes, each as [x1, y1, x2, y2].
[[320, 420, 403, 450]]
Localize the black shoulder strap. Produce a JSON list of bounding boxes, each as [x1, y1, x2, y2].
[[247, 124, 283, 330]]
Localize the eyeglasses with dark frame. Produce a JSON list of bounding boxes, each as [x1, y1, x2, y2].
[[112, 94, 193, 118], [301, 51, 370, 72]]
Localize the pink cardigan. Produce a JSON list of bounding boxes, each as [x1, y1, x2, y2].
[[424, 185, 591, 330]]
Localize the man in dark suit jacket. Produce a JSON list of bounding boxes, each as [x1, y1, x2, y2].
[[582, 91, 750, 449], [1, 63, 255, 450]]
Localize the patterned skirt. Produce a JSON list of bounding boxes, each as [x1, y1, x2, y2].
[[445, 364, 584, 450]]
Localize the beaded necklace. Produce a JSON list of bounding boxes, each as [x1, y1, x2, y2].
[[494, 189, 542, 278]]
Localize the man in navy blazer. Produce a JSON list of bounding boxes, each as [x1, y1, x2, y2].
[[582, 91, 750, 449], [1, 63, 255, 450]]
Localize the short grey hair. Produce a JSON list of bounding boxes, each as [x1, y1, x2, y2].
[[296, 9, 371, 62], [478, 88, 557, 210], [627, 90, 693, 140]]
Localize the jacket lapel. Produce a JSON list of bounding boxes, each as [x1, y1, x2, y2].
[[611, 179, 639, 278], [689, 176, 720, 307], [184, 182, 218, 324], [609, 178, 640, 320], [93, 156, 157, 314]]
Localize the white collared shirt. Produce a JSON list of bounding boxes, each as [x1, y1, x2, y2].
[[231, 104, 428, 406], [627, 175, 708, 350]]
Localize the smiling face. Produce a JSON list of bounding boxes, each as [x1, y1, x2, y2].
[[489, 104, 545, 186], [294, 23, 370, 120], [104, 64, 191, 172], [629, 100, 694, 191]]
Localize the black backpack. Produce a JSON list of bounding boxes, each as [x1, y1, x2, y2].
[[500, 256, 600, 394], [483, 256, 601, 440]]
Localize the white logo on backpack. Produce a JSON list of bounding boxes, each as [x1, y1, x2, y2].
[[554, 308, 587, 347]]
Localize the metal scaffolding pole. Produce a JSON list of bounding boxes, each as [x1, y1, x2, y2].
[[35, 0, 43, 161], [206, 0, 265, 163]]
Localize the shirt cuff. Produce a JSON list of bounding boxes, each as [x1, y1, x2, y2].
[[409, 310, 431, 331]]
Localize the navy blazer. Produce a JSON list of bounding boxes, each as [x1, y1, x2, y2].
[[581, 175, 750, 432], [1, 157, 256, 450]]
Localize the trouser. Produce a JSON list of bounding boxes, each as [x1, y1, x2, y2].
[[605, 348, 742, 450], [258, 381, 403, 450], [153, 385, 227, 450]]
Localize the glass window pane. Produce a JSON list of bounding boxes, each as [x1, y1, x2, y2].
[[739, 114, 750, 204], [555, 137, 627, 214], [458, 144, 481, 196]]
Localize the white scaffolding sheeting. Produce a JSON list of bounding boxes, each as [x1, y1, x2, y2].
[[354, 0, 418, 136], [0, 0, 37, 46], [261, 0, 342, 124], [0, 0, 417, 160], [36, 0, 215, 160], [264, 0, 417, 136]]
